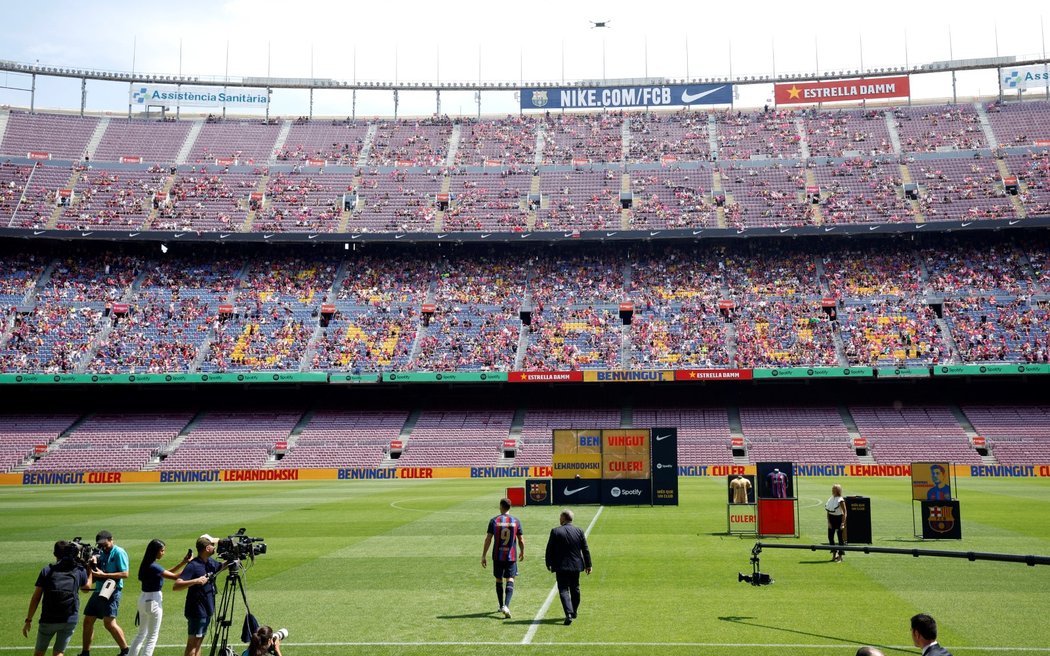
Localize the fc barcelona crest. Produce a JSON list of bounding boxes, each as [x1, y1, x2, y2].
[[531, 91, 548, 108], [529, 482, 549, 502], [928, 505, 955, 533]]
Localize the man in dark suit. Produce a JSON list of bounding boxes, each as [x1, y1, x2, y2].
[[544, 509, 592, 625], [911, 613, 953, 656]]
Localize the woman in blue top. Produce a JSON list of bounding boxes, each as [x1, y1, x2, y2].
[[127, 540, 191, 656]]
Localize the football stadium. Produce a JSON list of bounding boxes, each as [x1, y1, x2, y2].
[[2, 3, 1050, 655]]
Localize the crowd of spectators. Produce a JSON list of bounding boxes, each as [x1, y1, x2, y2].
[[541, 112, 624, 165], [715, 109, 802, 160], [310, 310, 417, 372], [455, 116, 538, 166], [915, 158, 1014, 221], [944, 297, 1050, 363], [839, 300, 947, 367], [922, 244, 1033, 295], [628, 111, 711, 163], [368, 117, 452, 167], [816, 158, 914, 225], [733, 300, 838, 367], [520, 306, 622, 370], [893, 105, 986, 151], [822, 247, 923, 298], [806, 109, 893, 157]]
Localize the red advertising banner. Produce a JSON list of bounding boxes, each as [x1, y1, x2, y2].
[[275, 441, 288, 450], [120, 156, 142, 164], [718, 300, 736, 310], [111, 303, 129, 314], [503, 439, 517, 449], [218, 304, 234, 314], [421, 304, 436, 313], [731, 437, 745, 447], [853, 437, 868, 448], [483, 159, 502, 167], [674, 369, 753, 381], [306, 158, 326, 167], [509, 371, 585, 383], [215, 157, 238, 166], [1035, 140, 1050, 147], [27, 151, 51, 160], [619, 302, 635, 312], [390, 440, 403, 449], [972, 436, 986, 447], [775, 76, 910, 105], [58, 189, 73, 198], [320, 303, 336, 314]]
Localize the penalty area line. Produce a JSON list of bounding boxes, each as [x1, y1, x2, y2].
[[521, 505, 604, 645]]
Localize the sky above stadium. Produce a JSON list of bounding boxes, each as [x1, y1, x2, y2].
[[1, 0, 1047, 117]]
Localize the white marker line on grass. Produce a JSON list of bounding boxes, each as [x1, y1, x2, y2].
[[0, 643, 1045, 652], [521, 505, 604, 644]]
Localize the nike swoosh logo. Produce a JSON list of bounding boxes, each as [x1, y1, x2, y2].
[[480, 233, 491, 238], [681, 86, 726, 103], [220, 233, 230, 238], [868, 226, 879, 231], [606, 232, 617, 237], [33, 230, 45, 235], [308, 234, 318, 239], [563, 486, 589, 496], [351, 234, 362, 239], [915, 223, 926, 228], [263, 234, 274, 239], [961, 222, 972, 227], [520, 234, 529, 238], [692, 230, 703, 235], [650, 231, 660, 236], [174, 232, 185, 237], [655, 434, 671, 441], [563, 232, 575, 237], [437, 234, 447, 238], [394, 234, 406, 239], [1009, 220, 1021, 225], [824, 227, 835, 232], [779, 228, 789, 233], [81, 231, 93, 236], [128, 232, 140, 237]]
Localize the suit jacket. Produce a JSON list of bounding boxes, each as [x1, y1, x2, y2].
[[545, 523, 592, 572], [922, 643, 952, 656]]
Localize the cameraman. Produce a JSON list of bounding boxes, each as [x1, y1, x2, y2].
[[244, 626, 284, 656], [24, 541, 93, 656], [79, 530, 130, 656], [173, 535, 222, 656]]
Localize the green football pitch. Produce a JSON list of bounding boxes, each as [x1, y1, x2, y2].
[[2, 477, 1048, 656]]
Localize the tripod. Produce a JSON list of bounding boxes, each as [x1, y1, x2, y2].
[[209, 560, 254, 656]]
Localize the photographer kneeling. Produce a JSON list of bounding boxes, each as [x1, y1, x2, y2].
[[244, 626, 285, 656]]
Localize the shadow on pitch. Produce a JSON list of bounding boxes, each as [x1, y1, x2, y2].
[[718, 616, 911, 654], [436, 611, 503, 620]]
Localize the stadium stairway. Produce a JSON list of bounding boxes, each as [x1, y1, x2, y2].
[[146, 410, 205, 470], [950, 406, 1000, 465], [0, 108, 10, 147], [240, 174, 270, 232], [795, 117, 811, 160], [445, 123, 461, 167], [526, 174, 541, 231], [727, 406, 747, 465], [17, 413, 94, 472], [621, 406, 632, 428], [189, 261, 251, 372], [621, 117, 630, 162], [433, 174, 452, 231], [935, 316, 962, 363], [620, 172, 631, 230], [384, 409, 422, 466], [898, 163, 927, 223], [299, 258, 352, 370], [533, 123, 546, 169], [84, 118, 110, 161], [974, 103, 1000, 150], [77, 267, 150, 373], [45, 169, 83, 229], [803, 169, 825, 225], [337, 173, 363, 232], [884, 111, 903, 155], [143, 172, 179, 229], [175, 120, 204, 165], [838, 406, 875, 464], [711, 169, 727, 228], [993, 158, 1028, 219], [513, 324, 528, 369], [355, 125, 377, 167], [707, 114, 718, 160], [269, 120, 293, 166], [267, 409, 314, 467]]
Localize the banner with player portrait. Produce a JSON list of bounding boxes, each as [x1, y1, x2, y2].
[[912, 462, 953, 501]]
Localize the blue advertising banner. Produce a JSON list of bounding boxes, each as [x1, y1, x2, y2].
[[519, 83, 733, 110]]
